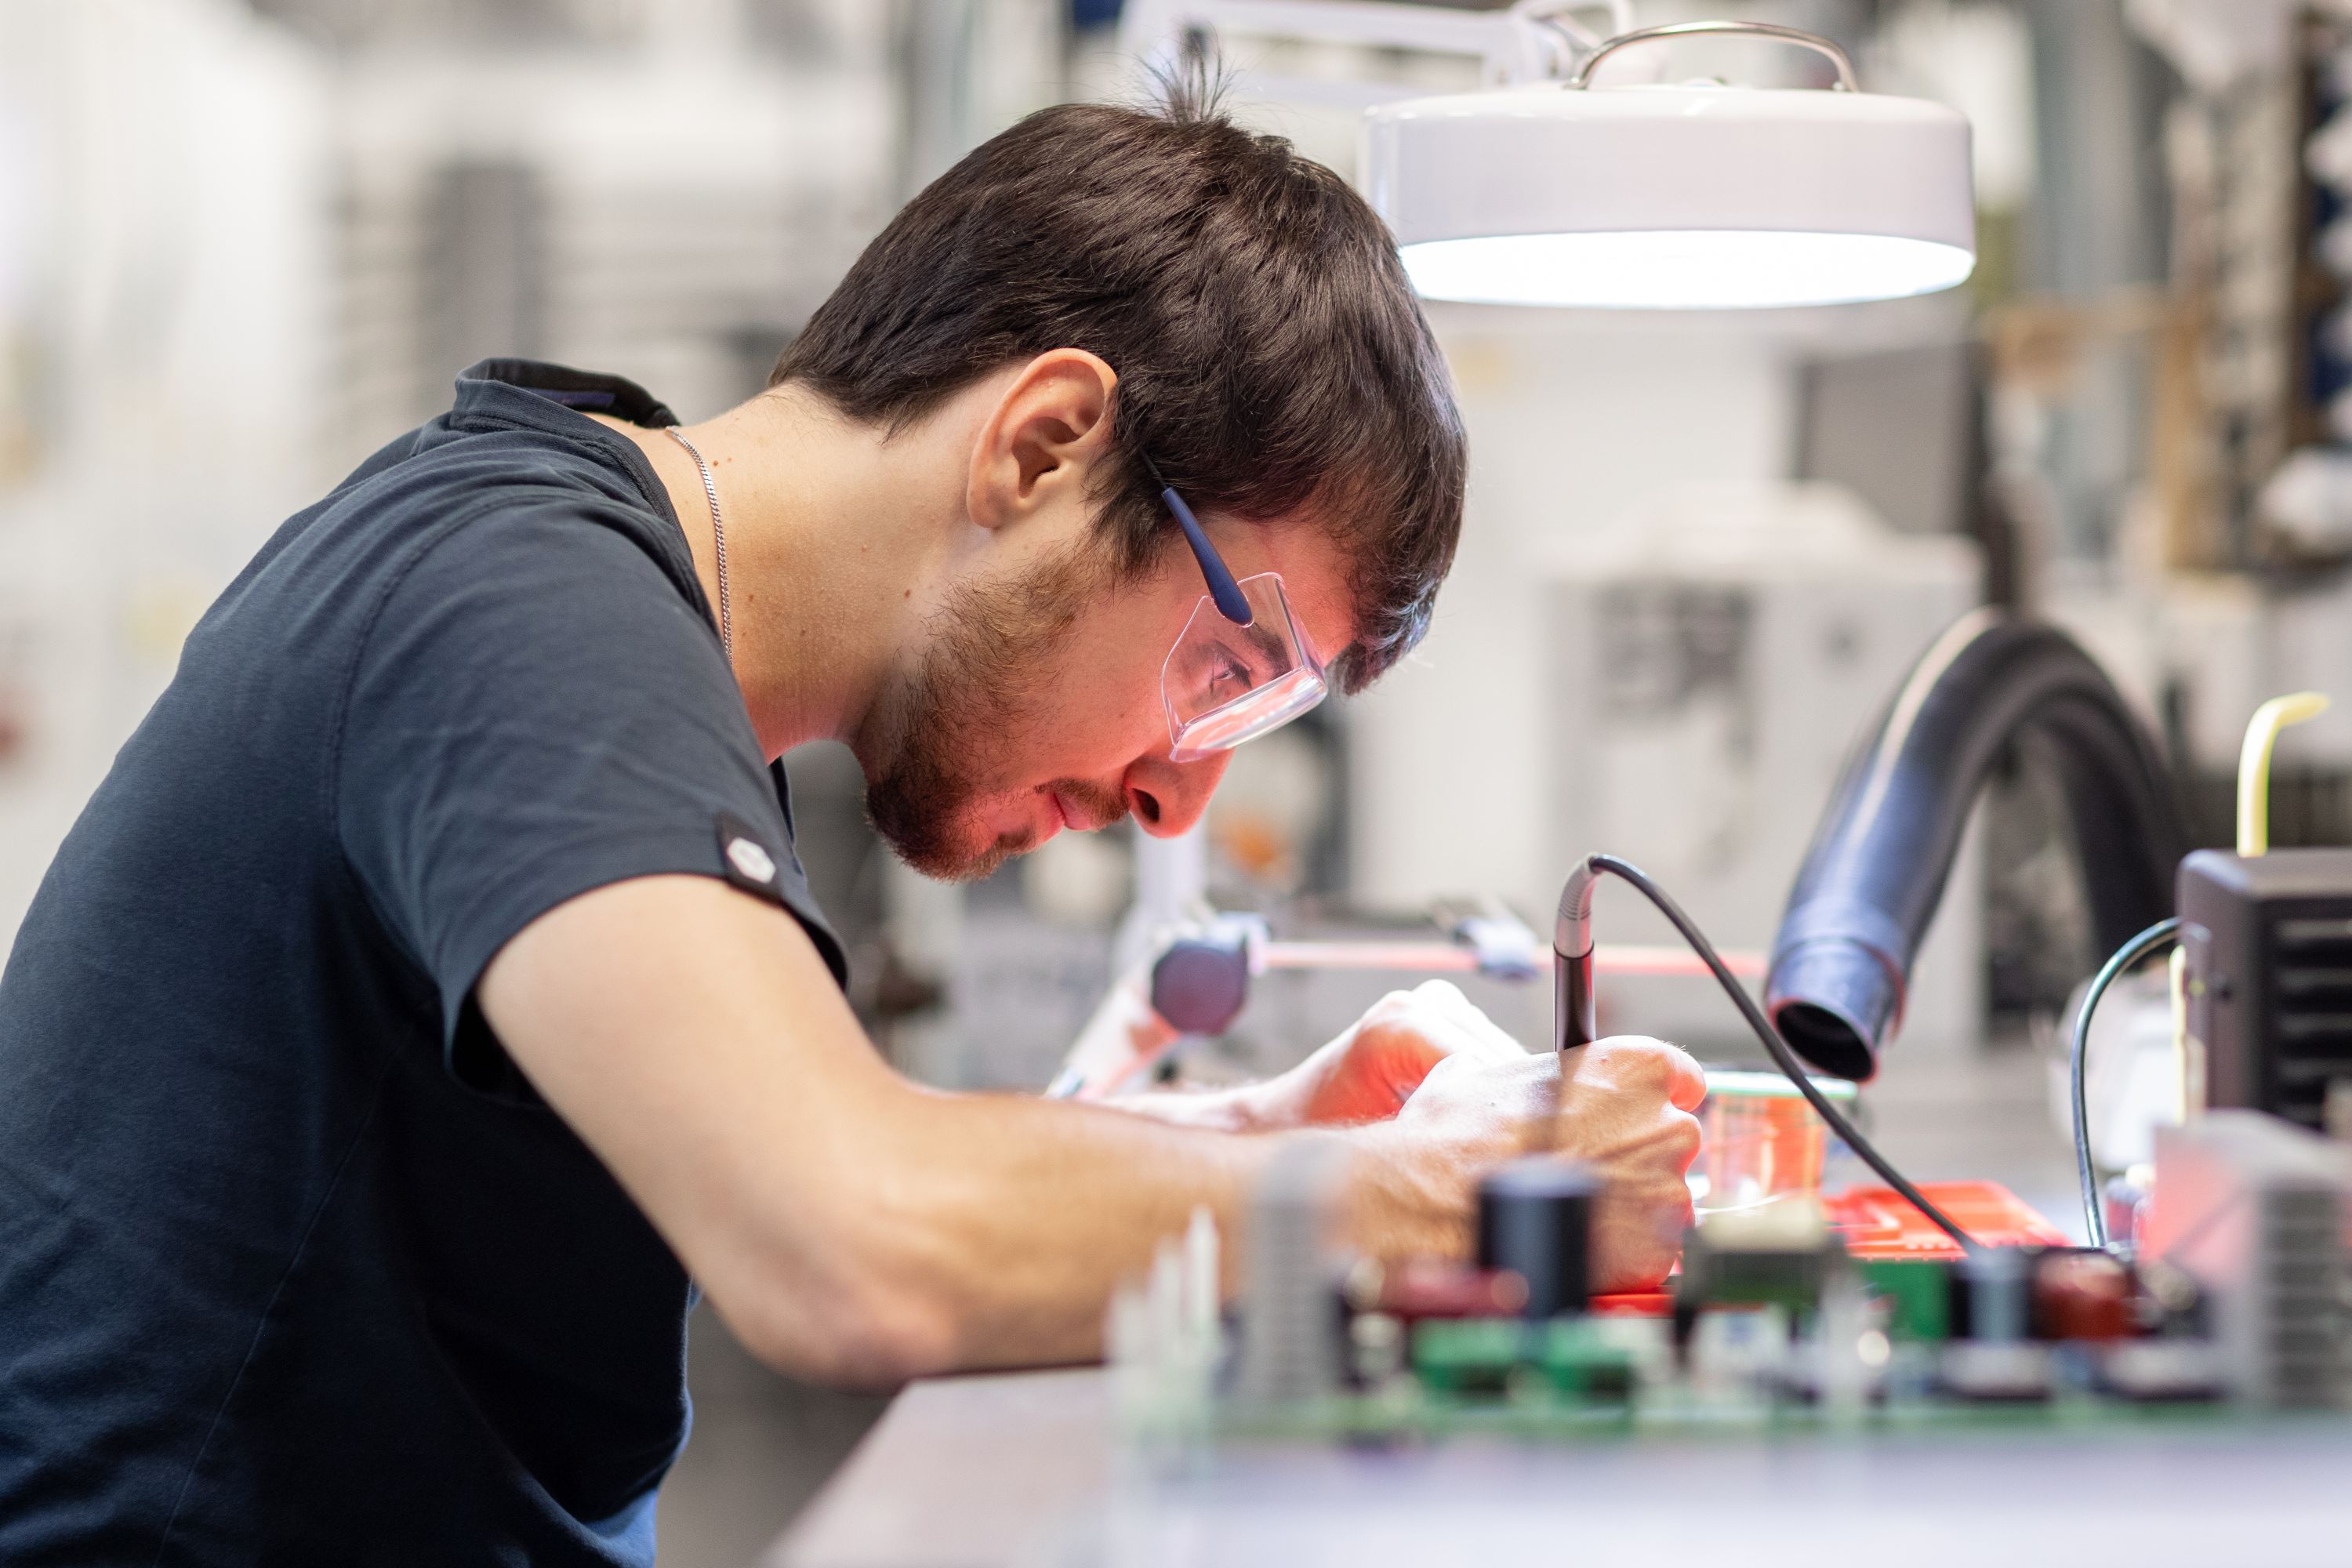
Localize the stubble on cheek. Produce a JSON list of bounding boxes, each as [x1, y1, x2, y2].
[[853, 550, 1105, 880]]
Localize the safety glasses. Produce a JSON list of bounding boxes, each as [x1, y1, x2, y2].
[[1143, 457, 1328, 763]]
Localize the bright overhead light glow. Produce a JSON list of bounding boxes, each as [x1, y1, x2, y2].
[[1399, 230, 1976, 310]]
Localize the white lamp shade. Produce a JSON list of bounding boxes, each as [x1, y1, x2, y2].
[[1364, 82, 1975, 310]]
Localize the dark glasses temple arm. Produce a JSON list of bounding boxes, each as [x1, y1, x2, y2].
[[1140, 452, 1253, 626]]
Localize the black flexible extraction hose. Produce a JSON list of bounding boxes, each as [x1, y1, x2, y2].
[[1766, 612, 2187, 1081]]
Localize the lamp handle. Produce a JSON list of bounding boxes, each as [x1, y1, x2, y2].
[[1566, 19, 1859, 92]]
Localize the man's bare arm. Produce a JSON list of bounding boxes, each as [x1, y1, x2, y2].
[[477, 874, 1310, 1384], [477, 874, 1702, 1387]]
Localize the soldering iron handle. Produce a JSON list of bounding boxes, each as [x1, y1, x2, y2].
[[1555, 948, 1595, 1054], [1553, 856, 1601, 1053]]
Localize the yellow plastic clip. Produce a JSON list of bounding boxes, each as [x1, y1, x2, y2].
[[2237, 692, 2330, 858]]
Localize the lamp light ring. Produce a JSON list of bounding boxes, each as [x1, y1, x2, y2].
[[1565, 20, 1860, 93]]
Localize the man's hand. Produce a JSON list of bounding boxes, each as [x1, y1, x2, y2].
[[1105, 978, 1525, 1132], [1554, 1036, 1708, 1290], [1254, 979, 1530, 1126], [1353, 1036, 1704, 1293]]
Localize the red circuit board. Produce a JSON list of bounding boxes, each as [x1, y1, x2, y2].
[[1585, 1181, 2070, 1316], [1828, 1180, 2071, 1259]]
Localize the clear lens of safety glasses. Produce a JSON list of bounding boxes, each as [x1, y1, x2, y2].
[[1162, 573, 1328, 762]]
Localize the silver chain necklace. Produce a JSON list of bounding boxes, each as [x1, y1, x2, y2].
[[662, 426, 732, 661]]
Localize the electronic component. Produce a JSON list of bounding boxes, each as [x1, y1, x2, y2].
[[1348, 1259, 1530, 1323], [1232, 1141, 1348, 1406], [1403, 1316, 1640, 1403], [1955, 1244, 2031, 1341], [2029, 1249, 2136, 1342], [1475, 1157, 1598, 1319], [1937, 1341, 2054, 1402], [1530, 1319, 1635, 1400], [2179, 847, 2352, 1132], [1858, 1258, 1950, 1341], [1673, 1199, 1845, 1351], [1939, 1247, 2054, 1401], [2099, 1340, 2227, 1403], [2143, 1110, 2352, 1409], [1347, 1312, 1407, 1388], [1410, 1319, 1526, 1398]]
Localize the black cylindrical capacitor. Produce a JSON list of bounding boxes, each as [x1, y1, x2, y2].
[[1953, 1245, 2033, 1342], [1475, 1157, 1600, 1319]]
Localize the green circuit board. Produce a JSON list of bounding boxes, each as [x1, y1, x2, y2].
[[1148, 1299, 2298, 1449]]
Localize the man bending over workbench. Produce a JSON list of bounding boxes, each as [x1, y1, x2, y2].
[[0, 83, 1701, 1566]]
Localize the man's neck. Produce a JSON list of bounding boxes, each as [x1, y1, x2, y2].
[[592, 387, 963, 760]]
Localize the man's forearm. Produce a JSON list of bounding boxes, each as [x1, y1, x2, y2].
[[1100, 1025, 1352, 1134], [848, 1087, 1484, 1373], [829, 1087, 1281, 1370], [1102, 1079, 1283, 1134], [479, 875, 1447, 1384]]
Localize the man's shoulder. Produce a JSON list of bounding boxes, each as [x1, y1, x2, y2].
[[278, 418, 695, 642], [172, 404, 710, 762], [339, 412, 666, 540], [308, 363, 686, 591]]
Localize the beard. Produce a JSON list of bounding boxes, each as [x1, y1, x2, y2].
[[855, 547, 1129, 881]]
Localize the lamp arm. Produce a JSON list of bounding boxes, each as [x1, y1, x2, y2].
[[1508, 2, 1638, 55], [1119, 0, 1577, 86], [1566, 19, 1859, 91]]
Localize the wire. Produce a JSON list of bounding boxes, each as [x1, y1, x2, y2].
[[2068, 917, 2180, 1250], [1582, 855, 1983, 1254], [2237, 692, 2328, 857]]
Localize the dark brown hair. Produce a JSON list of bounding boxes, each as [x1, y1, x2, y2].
[[771, 80, 1465, 694]]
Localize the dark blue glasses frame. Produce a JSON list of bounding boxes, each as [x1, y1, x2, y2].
[[1140, 454, 1252, 627]]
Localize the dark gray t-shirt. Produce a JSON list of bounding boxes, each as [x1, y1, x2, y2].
[[0, 360, 845, 1566]]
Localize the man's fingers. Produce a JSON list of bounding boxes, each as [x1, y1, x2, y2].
[[1408, 979, 1529, 1060], [1405, 980, 1482, 1043], [1572, 1036, 1707, 1112], [1666, 1106, 1704, 1167], [1657, 1042, 1707, 1112]]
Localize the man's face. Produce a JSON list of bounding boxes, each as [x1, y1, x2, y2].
[[855, 518, 1356, 882]]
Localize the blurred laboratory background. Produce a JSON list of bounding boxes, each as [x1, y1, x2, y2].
[[0, 0, 2343, 1559]]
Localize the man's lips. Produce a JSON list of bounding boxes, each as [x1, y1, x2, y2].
[[1022, 783, 1127, 843], [1049, 788, 1116, 834]]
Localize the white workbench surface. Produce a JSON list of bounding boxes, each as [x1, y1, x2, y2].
[[767, 1363, 2352, 1568]]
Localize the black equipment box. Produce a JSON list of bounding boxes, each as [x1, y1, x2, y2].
[[2180, 848, 2352, 1130]]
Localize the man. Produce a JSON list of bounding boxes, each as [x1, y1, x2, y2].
[[0, 92, 1701, 1564]]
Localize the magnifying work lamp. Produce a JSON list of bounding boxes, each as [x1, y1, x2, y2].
[[1362, 19, 1976, 311]]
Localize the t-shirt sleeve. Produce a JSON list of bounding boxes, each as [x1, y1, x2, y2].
[[333, 498, 845, 1087]]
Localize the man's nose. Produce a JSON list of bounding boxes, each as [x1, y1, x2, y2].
[[1123, 750, 1232, 839]]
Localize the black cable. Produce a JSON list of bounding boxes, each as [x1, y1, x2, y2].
[[2068, 918, 2180, 1250], [1583, 854, 1982, 1254]]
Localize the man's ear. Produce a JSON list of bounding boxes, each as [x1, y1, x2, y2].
[[966, 349, 1118, 532]]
